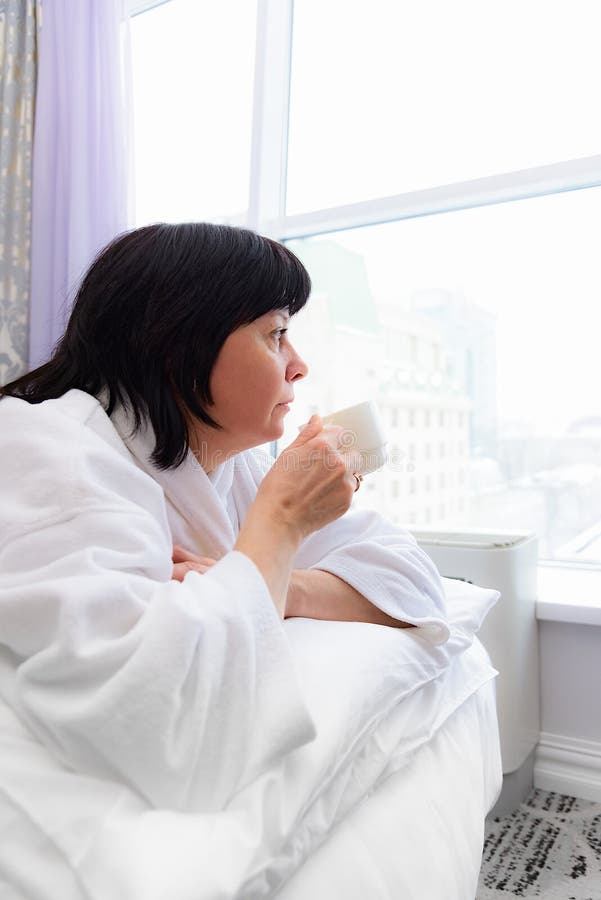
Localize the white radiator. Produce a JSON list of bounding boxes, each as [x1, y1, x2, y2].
[[410, 528, 540, 776]]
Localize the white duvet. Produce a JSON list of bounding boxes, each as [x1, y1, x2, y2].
[[275, 676, 501, 900], [0, 578, 498, 900]]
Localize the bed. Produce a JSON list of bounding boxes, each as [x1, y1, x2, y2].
[[0, 577, 501, 900], [274, 662, 500, 900]]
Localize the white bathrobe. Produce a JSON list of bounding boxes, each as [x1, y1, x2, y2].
[[0, 388, 448, 816]]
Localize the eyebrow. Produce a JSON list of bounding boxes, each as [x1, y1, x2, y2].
[[272, 310, 290, 323]]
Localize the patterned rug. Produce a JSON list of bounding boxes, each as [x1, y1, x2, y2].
[[477, 789, 601, 899]]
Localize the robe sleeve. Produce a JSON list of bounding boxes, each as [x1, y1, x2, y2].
[[292, 507, 450, 644], [0, 397, 316, 812]]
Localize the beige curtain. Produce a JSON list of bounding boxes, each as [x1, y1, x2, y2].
[[0, 0, 39, 384]]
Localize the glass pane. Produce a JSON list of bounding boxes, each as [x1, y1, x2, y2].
[[287, 0, 601, 214], [280, 187, 601, 565], [131, 0, 257, 224]]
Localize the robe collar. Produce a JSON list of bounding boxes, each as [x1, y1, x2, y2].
[[108, 398, 238, 559]]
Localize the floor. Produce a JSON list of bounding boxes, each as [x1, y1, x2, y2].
[[477, 789, 601, 899]]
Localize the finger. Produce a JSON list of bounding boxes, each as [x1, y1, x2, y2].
[[172, 544, 204, 564], [320, 424, 347, 450], [171, 561, 211, 582], [289, 414, 323, 447], [295, 420, 346, 449], [172, 546, 219, 567]]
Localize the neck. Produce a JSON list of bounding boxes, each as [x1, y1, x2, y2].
[[187, 426, 241, 474]]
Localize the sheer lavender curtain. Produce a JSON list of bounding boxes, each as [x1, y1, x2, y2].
[[28, 0, 133, 368]]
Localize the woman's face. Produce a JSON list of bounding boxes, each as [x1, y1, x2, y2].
[[196, 310, 308, 464]]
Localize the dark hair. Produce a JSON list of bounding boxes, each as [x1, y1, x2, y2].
[[0, 223, 311, 468]]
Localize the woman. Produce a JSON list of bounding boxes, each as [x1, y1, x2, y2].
[[0, 223, 448, 814]]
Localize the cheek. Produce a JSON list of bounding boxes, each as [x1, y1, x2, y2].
[[209, 346, 251, 405], [211, 361, 269, 417], [241, 366, 282, 410]]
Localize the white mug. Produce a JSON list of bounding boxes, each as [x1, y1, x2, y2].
[[321, 400, 388, 476]]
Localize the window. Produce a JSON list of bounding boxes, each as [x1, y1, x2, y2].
[[130, 0, 257, 224], [287, 0, 601, 213], [130, 0, 601, 567]]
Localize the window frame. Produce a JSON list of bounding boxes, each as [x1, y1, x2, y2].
[[250, 0, 601, 586], [128, 0, 172, 17], [129, 0, 601, 590]]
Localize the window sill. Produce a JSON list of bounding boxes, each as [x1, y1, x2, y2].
[[537, 564, 601, 627]]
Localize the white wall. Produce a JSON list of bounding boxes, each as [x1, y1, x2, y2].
[[535, 620, 601, 801], [540, 621, 601, 744]]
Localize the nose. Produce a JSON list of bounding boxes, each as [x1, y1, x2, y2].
[[286, 342, 309, 382]]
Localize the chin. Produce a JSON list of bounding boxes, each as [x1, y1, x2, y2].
[[245, 423, 285, 450], [267, 419, 287, 443]]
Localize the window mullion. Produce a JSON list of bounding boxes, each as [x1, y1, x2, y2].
[[272, 154, 601, 241], [127, 0, 172, 17]]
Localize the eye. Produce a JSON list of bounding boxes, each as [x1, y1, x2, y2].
[[273, 327, 288, 343]]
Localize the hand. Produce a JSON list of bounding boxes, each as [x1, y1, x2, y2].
[[171, 545, 219, 582], [252, 415, 363, 542], [233, 416, 361, 619]]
